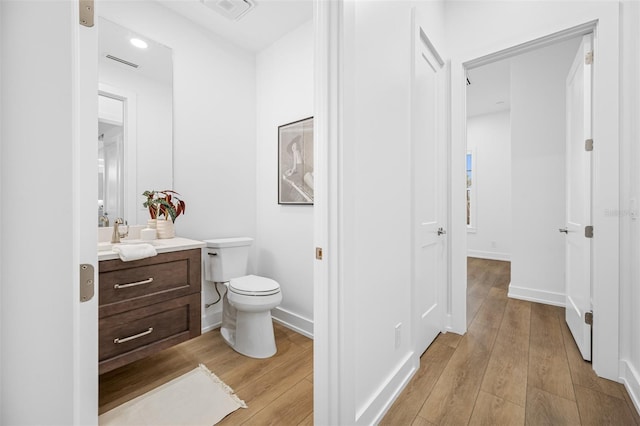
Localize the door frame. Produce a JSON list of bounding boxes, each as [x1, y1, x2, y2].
[[74, 1, 99, 423], [313, 0, 354, 424], [451, 17, 620, 380]]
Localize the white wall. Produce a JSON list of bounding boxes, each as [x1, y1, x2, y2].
[[619, 0, 640, 414], [1, 1, 77, 423], [99, 1, 257, 331], [466, 110, 512, 260], [337, 1, 447, 423], [255, 21, 314, 337], [508, 38, 579, 306]]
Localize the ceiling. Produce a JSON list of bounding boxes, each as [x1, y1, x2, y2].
[[99, 17, 173, 84], [466, 59, 511, 117], [156, 0, 314, 52]]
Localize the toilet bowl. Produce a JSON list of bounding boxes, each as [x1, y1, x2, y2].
[[204, 238, 282, 359]]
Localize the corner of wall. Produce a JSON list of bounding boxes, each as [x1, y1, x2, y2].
[[200, 277, 226, 333], [355, 353, 419, 425], [272, 307, 313, 338], [620, 360, 640, 417], [507, 282, 565, 307]]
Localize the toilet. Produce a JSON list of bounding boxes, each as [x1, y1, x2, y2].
[[204, 237, 282, 358]]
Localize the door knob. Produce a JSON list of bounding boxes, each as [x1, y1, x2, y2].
[[559, 227, 568, 234], [437, 227, 446, 236]]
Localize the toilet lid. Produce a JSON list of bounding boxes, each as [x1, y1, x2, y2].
[[229, 275, 280, 296]]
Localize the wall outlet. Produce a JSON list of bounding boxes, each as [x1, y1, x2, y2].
[[395, 323, 402, 349]]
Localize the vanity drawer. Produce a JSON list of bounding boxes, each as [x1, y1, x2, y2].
[[99, 249, 201, 316], [99, 294, 201, 374]]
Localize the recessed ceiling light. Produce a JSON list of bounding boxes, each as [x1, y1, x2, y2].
[[130, 38, 148, 49]]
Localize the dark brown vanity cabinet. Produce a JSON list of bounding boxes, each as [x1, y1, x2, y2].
[[98, 248, 201, 374]]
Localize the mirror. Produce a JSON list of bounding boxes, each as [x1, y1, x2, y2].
[[98, 18, 173, 226]]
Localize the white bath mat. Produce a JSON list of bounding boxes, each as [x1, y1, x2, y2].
[[99, 364, 247, 426]]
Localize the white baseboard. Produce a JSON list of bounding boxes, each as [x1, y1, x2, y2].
[[508, 282, 565, 307], [201, 309, 222, 334], [272, 307, 314, 339], [356, 353, 419, 425], [467, 250, 511, 261], [202, 306, 314, 338], [620, 360, 640, 416]]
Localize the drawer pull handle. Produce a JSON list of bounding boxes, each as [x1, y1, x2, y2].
[[114, 277, 153, 289], [114, 327, 154, 344]]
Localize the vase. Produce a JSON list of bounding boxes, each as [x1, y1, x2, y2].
[[147, 219, 157, 229], [156, 219, 175, 239]]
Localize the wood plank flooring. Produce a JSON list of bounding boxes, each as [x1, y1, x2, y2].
[[382, 257, 639, 425], [99, 322, 313, 424], [101, 258, 639, 425]]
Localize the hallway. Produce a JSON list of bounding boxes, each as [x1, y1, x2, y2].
[[382, 257, 640, 425]]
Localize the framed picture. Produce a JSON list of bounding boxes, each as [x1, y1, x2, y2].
[[278, 117, 314, 205]]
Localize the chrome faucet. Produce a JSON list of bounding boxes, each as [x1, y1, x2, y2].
[[111, 218, 128, 243], [99, 215, 110, 227]]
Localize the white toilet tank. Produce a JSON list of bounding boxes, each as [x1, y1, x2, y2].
[[204, 237, 253, 282]]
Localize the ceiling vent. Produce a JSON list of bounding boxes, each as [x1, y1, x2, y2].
[[106, 54, 139, 69], [201, 0, 256, 21]]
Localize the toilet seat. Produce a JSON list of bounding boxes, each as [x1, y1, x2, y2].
[[229, 274, 280, 296]]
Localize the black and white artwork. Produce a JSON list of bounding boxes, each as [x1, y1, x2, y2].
[[278, 117, 314, 205]]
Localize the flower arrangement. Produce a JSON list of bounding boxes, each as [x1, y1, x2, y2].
[[143, 190, 186, 223]]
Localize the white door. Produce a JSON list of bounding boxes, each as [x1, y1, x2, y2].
[[75, 6, 100, 423], [564, 34, 593, 361], [412, 11, 446, 356]]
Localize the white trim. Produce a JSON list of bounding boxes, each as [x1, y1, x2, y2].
[[313, 0, 353, 423], [355, 353, 418, 425], [201, 310, 223, 334], [450, 57, 468, 335], [272, 307, 314, 339], [508, 282, 565, 307], [200, 307, 314, 339], [620, 360, 640, 416], [467, 251, 511, 261], [465, 21, 597, 70], [75, 3, 99, 424]]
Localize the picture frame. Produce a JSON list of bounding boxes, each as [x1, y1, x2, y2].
[[278, 117, 314, 205]]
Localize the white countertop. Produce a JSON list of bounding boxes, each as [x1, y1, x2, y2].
[[98, 237, 205, 261]]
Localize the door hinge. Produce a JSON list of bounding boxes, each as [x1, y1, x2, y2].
[[315, 247, 323, 260], [585, 139, 594, 151], [79, 0, 94, 27], [79, 263, 95, 302], [585, 51, 593, 65], [585, 311, 593, 325], [585, 225, 594, 238]]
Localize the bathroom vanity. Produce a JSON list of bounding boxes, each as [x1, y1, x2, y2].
[[98, 238, 204, 374]]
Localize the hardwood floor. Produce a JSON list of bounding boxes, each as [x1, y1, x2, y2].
[[101, 258, 640, 425], [99, 322, 313, 424], [382, 257, 640, 425]]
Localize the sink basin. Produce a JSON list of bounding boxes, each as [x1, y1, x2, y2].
[[98, 242, 113, 251]]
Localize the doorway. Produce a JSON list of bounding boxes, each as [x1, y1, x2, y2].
[[465, 34, 583, 309], [455, 20, 620, 380]]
